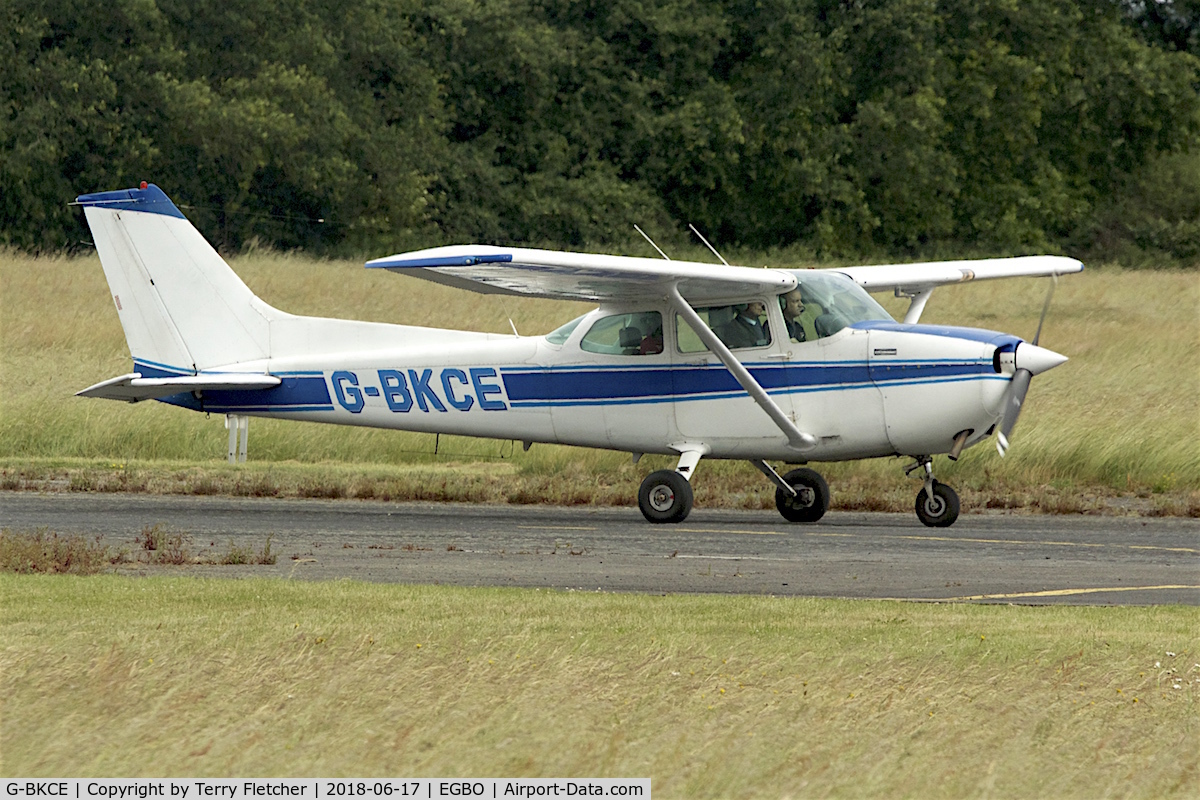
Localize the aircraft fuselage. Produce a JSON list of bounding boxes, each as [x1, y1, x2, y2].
[[151, 305, 1018, 464]]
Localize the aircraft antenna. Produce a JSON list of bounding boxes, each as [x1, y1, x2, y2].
[[634, 225, 671, 260], [508, 318, 520, 337], [688, 224, 730, 266]]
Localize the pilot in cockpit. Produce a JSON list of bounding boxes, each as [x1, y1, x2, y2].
[[781, 288, 807, 342]]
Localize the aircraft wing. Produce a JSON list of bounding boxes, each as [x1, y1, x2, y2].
[[832, 255, 1083, 294], [366, 245, 796, 303], [77, 373, 281, 403]]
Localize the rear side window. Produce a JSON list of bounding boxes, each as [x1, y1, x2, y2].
[[580, 312, 664, 355]]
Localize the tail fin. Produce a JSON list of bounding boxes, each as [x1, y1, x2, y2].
[[75, 184, 275, 374]]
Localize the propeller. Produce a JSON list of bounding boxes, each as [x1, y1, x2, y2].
[[996, 275, 1065, 456]]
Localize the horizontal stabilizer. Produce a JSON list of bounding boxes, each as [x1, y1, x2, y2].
[[77, 372, 281, 403]]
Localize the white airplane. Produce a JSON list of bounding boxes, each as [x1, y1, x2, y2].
[[75, 183, 1081, 527]]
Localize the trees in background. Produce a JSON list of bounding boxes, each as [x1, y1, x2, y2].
[[2, 0, 1197, 264]]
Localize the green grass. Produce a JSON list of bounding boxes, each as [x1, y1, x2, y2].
[[1, 250, 1197, 513], [1, 575, 1196, 795]]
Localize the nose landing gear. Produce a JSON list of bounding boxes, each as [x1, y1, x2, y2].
[[907, 456, 960, 527]]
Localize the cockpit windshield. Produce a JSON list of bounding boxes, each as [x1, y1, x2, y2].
[[785, 270, 893, 338]]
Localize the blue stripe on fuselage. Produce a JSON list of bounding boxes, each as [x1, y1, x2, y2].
[[502, 368, 677, 402], [155, 376, 334, 413], [129, 358, 334, 413], [154, 363, 996, 412], [200, 376, 333, 413], [499, 359, 994, 407], [140, 328, 1004, 414]]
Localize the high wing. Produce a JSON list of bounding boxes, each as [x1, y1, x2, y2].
[[366, 245, 796, 303], [832, 255, 1083, 293], [368, 246, 1081, 310], [828, 255, 1083, 324], [77, 373, 282, 403]]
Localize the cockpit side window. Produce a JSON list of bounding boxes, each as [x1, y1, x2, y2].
[[579, 311, 664, 356], [786, 272, 893, 339]]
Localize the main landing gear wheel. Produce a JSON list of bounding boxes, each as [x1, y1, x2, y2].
[[638, 470, 694, 524], [915, 481, 960, 528], [775, 468, 830, 523]]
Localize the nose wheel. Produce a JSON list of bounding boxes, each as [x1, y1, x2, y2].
[[908, 457, 960, 527], [915, 481, 960, 527]]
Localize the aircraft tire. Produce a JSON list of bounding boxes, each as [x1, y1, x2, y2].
[[775, 468, 830, 523], [638, 470, 693, 524], [915, 481, 960, 528]]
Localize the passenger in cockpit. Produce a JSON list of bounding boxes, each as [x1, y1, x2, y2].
[[716, 301, 769, 349]]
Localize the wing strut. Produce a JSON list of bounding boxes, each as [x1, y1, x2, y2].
[[901, 288, 934, 324], [667, 285, 817, 452]]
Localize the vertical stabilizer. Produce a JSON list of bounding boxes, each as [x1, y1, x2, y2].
[[76, 184, 274, 374]]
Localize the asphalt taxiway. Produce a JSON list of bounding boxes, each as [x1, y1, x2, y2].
[[2, 493, 1197, 605]]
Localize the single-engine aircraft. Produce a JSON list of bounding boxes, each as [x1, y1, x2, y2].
[[74, 183, 1082, 527]]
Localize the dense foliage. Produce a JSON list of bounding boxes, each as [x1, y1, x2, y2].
[[2, 0, 1198, 262]]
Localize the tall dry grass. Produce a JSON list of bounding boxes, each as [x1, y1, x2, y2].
[[1, 250, 1196, 509]]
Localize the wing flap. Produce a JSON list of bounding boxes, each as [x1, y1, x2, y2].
[[78, 373, 282, 402], [367, 245, 796, 302]]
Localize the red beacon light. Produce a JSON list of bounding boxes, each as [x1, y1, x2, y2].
[[139, 181, 148, 190]]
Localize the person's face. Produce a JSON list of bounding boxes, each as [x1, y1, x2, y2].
[[746, 301, 766, 317], [784, 290, 805, 318]]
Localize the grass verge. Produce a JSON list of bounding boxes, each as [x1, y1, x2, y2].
[[0, 526, 276, 573], [3, 455, 1197, 518], [0, 528, 115, 574], [1, 575, 1196, 795]]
